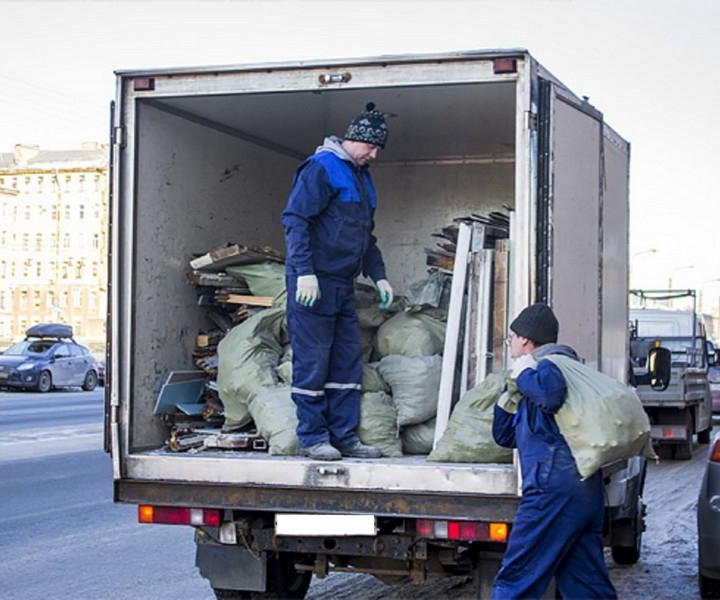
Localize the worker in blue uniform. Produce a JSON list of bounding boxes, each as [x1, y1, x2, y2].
[[491, 303, 617, 600], [282, 103, 393, 461]]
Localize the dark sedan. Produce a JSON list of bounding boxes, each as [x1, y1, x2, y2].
[[0, 337, 99, 392], [699, 434, 720, 598]]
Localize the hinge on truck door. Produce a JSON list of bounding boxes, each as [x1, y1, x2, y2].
[[525, 111, 538, 130], [112, 126, 125, 148]]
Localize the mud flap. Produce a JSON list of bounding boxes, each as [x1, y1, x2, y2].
[[196, 533, 266, 592]]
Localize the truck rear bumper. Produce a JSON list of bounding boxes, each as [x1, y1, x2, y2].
[[114, 479, 520, 522]]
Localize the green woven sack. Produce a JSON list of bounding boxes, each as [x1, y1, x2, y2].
[[226, 261, 286, 297], [401, 419, 436, 455], [217, 308, 287, 430], [429, 372, 513, 463], [248, 386, 299, 455], [358, 392, 403, 457], [544, 355, 656, 478]]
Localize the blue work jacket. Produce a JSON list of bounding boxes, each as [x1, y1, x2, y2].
[[493, 353, 579, 491], [282, 149, 386, 283]]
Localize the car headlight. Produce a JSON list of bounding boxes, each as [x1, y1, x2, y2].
[[17, 362, 36, 371]]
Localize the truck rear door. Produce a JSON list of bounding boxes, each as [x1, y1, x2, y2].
[[535, 79, 627, 375]]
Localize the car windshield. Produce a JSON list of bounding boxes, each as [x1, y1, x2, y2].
[[3, 340, 56, 356]]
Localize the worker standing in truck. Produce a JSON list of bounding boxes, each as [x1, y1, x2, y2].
[[491, 303, 617, 600], [281, 103, 393, 461]]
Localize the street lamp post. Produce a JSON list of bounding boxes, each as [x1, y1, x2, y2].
[[668, 264, 696, 290]]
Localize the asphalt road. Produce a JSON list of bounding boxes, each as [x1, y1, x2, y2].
[[0, 389, 211, 600], [0, 390, 715, 599]]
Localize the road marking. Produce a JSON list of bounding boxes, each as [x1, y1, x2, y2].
[[1, 423, 102, 444]]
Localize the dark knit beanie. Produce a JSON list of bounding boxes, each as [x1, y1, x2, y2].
[[344, 102, 389, 148], [510, 303, 559, 345]]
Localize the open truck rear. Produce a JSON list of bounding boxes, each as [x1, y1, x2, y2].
[[107, 49, 640, 597]]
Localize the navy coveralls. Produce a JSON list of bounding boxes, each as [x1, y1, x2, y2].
[[281, 148, 386, 448], [491, 355, 617, 600]]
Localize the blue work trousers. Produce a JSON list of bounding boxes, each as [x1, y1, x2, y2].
[[286, 276, 362, 448], [491, 450, 617, 600]]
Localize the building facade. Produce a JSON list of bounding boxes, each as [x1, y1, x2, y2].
[[0, 144, 108, 354]]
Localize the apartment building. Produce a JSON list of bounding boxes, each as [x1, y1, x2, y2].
[[0, 143, 108, 353]]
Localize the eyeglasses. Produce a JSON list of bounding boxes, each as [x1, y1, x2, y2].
[[504, 333, 517, 346]]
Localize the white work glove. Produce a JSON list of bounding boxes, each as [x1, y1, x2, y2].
[[375, 279, 394, 309], [510, 353, 538, 379], [296, 274, 320, 307]]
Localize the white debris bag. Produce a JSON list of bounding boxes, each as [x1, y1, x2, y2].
[[376, 354, 442, 426], [429, 372, 513, 463], [543, 354, 656, 478]]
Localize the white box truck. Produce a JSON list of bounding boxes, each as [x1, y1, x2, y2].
[[107, 49, 648, 597], [629, 290, 713, 459]]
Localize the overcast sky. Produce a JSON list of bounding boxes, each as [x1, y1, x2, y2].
[[1, 0, 718, 316]]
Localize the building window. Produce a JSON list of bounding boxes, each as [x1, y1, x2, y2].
[[50, 233, 57, 248], [37, 176, 44, 194], [64, 204, 71, 220], [35, 233, 43, 251], [24, 176, 31, 189], [24, 204, 31, 220], [78, 175, 85, 192], [22, 261, 30, 278], [0, 290, 5, 310], [63, 233, 70, 249], [51, 205, 58, 220], [46, 291, 55, 309], [75, 261, 84, 279], [11, 262, 16, 278], [36, 262, 42, 277], [0, 260, 5, 277], [60, 291, 68, 307], [74, 320, 83, 336], [61, 262, 69, 279], [64, 175, 72, 193], [33, 290, 41, 308], [72, 287, 82, 308], [79, 204, 85, 219], [94, 174, 101, 192], [19, 291, 28, 309], [22, 233, 29, 251], [91, 262, 99, 277], [11, 177, 18, 189], [92, 234, 99, 249]]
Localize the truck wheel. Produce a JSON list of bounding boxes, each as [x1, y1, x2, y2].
[[212, 590, 248, 600], [259, 552, 312, 599], [673, 443, 692, 460], [700, 573, 720, 598], [655, 445, 673, 460], [82, 370, 98, 391], [698, 426, 712, 445], [37, 371, 52, 393], [611, 499, 644, 565]]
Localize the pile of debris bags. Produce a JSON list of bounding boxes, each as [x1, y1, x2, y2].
[[216, 271, 450, 456]]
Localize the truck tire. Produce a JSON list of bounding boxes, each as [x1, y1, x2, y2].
[[698, 426, 712, 445], [212, 590, 247, 600], [700, 573, 720, 598], [611, 498, 644, 565], [673, 442, 692, 460]]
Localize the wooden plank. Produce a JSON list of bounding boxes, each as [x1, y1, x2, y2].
[[190, 243, 284, 272], [492, 239, 509, 372], [217, 294, 274, 307], [433, 222, 472, 448], [425, 250, 455, 272]]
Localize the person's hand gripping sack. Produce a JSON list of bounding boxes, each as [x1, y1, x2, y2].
[[511, 353, 538, 379], [296, 274, 320, 307], [375, 279, 393, 309]]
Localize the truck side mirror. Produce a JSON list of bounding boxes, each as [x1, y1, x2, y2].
[[647, 346, 671, 391]]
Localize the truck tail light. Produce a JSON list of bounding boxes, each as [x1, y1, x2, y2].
[[416, 519, 509, 542], [493, 58, 517, 74], [138, 504, 221, 526], [710, 440, 720, 463]]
